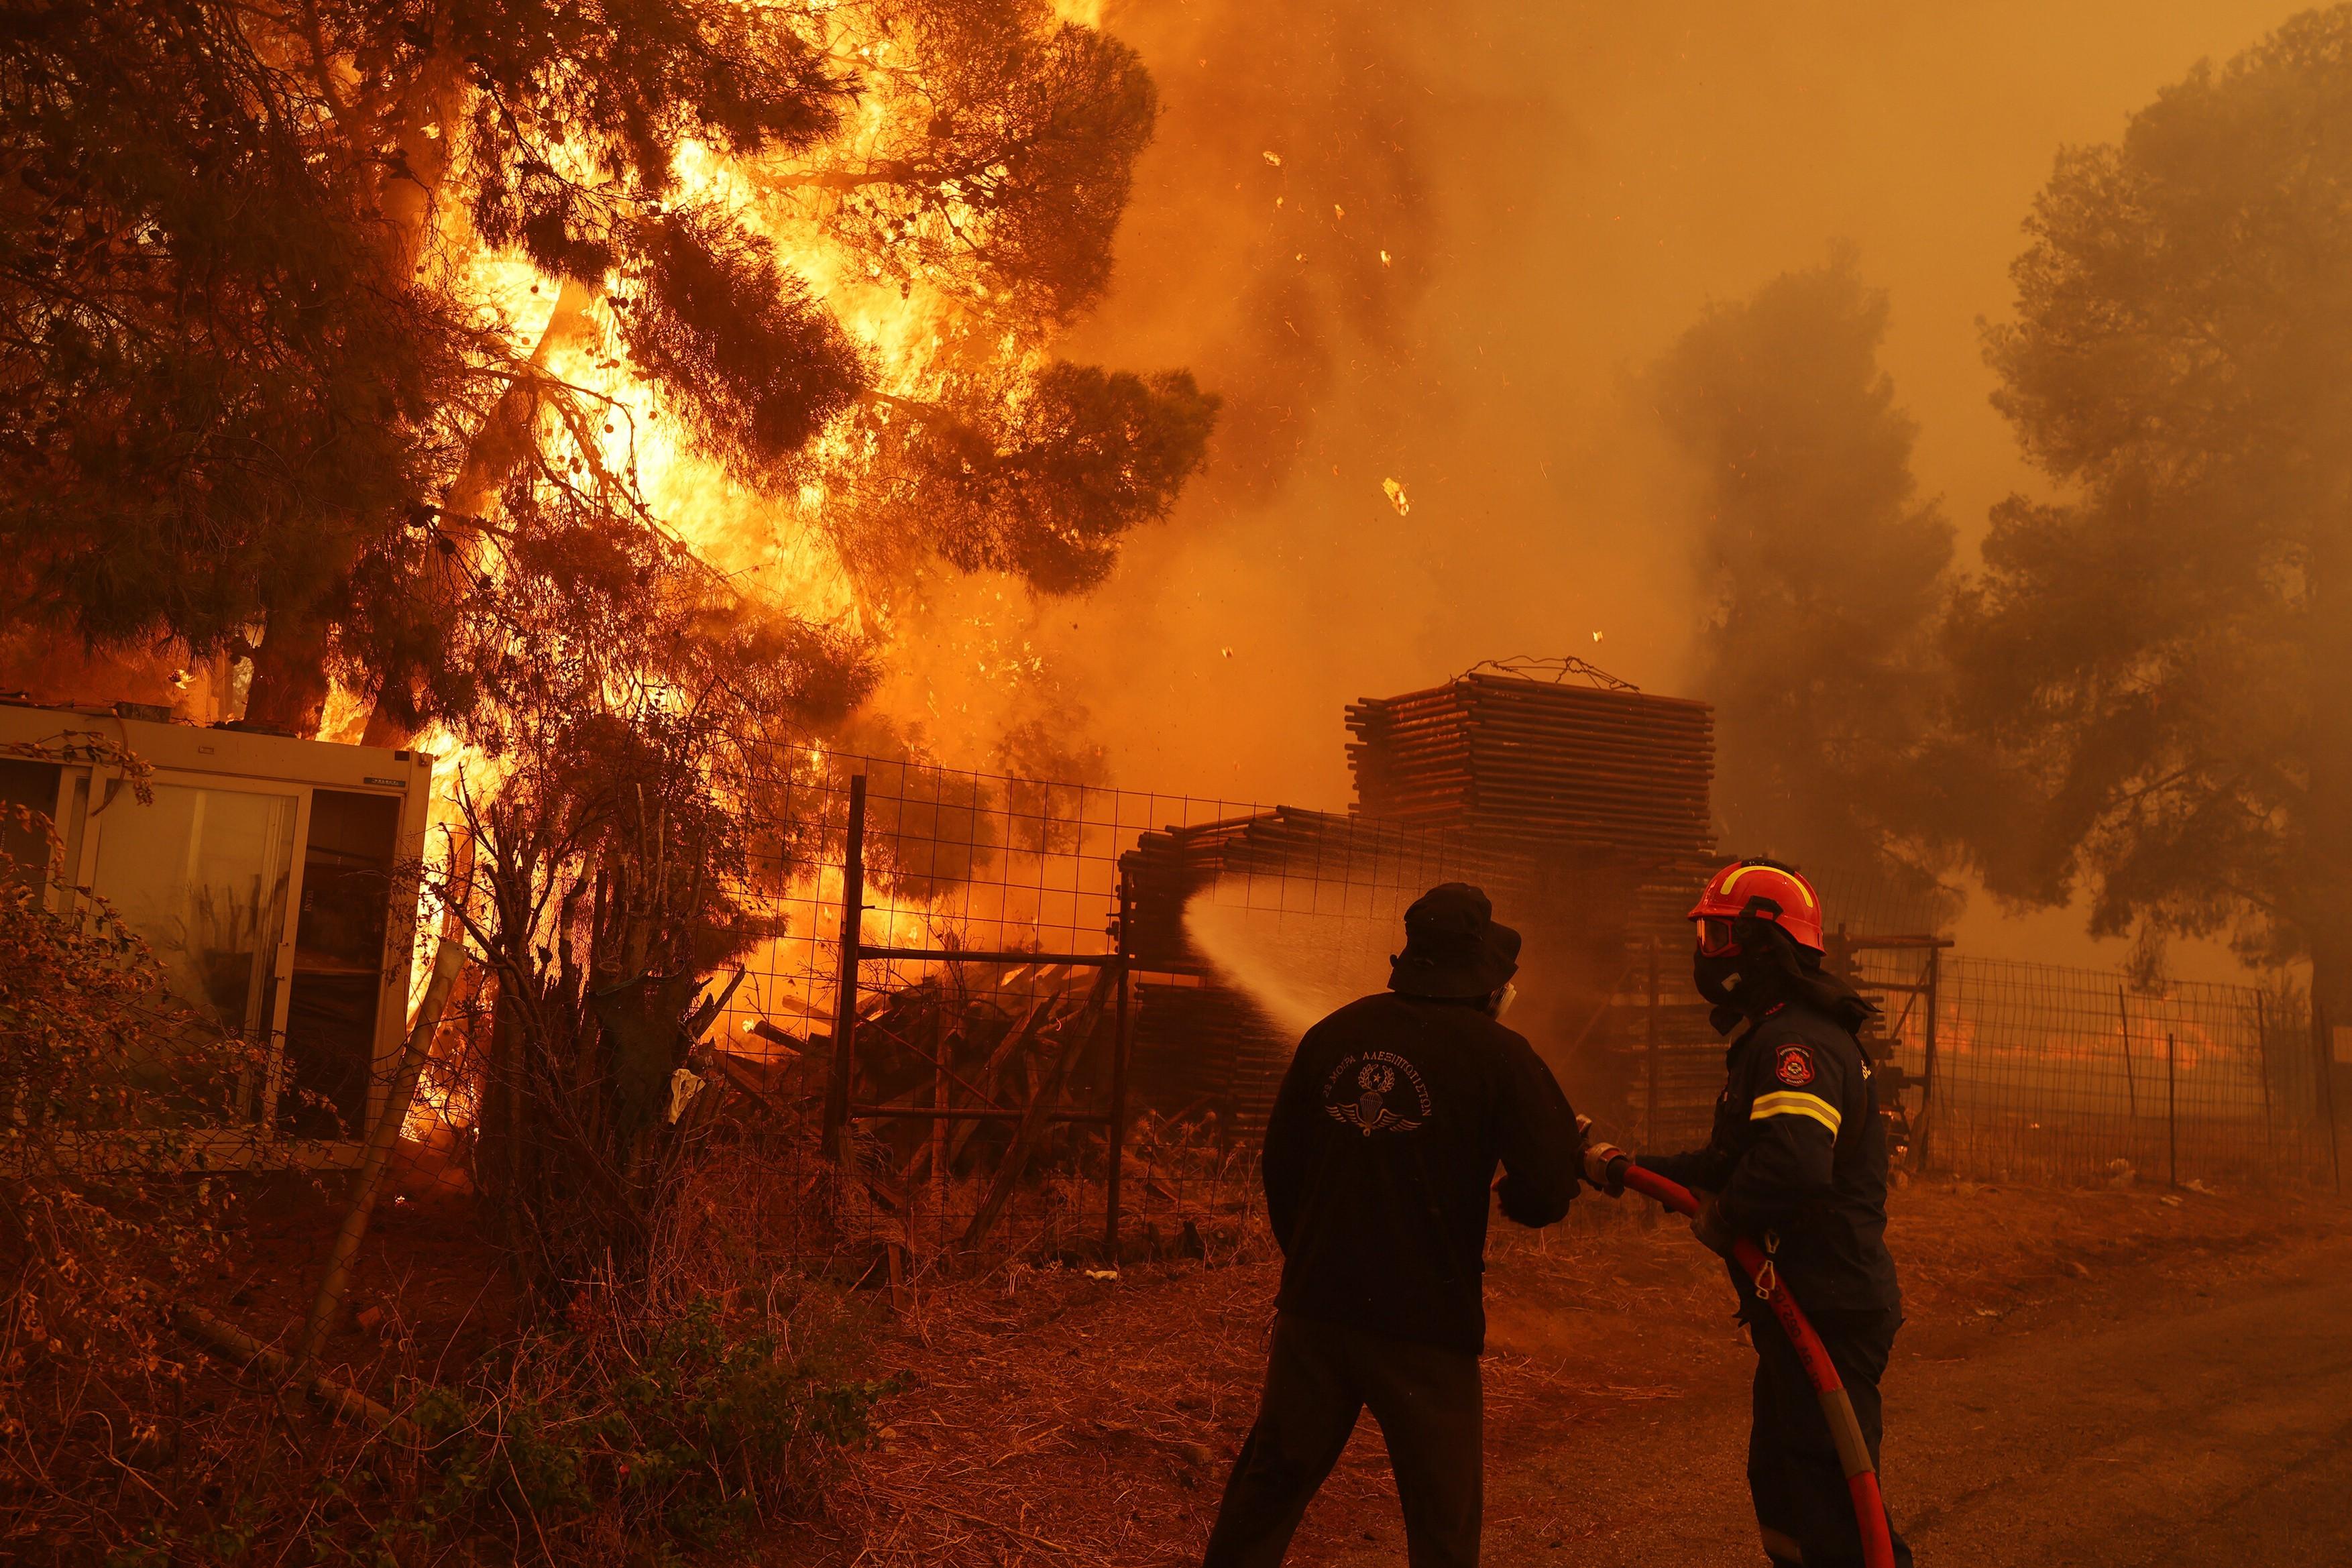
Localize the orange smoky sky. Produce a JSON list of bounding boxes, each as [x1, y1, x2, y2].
[[881, 0, 2292, 979], [1004, 1, 2286, 814]]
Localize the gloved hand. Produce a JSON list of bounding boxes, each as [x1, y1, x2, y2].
[[1689, 1190, 1735, 1257], [1573, 1115, 1630, 1196]]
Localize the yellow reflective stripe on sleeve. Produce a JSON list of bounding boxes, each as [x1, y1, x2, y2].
[[1749, 1090, 1841, 1134]]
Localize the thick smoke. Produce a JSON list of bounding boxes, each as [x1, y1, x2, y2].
[[1021, 0, 2278, 976], [1033, 1, 2280, 796]]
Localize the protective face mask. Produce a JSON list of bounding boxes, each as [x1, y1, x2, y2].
[[1488, 982, 1518, 1021], [1693, 948, 1745, 1008]]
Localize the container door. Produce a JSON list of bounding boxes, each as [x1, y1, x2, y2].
[[0, 756, 62, 889], [284, 789, 404, 1139]]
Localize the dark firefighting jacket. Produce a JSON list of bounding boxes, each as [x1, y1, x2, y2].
[[1262, 993, 1582, 1354], [1637, 999, 1901, 1316]]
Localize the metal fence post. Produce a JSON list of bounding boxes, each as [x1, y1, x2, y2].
[[1916, 947, 1940, 1170], [2116, 985, 2138, 1119], [822, 772, 866, 1164], [929, 987, 947, 1232], [2254, 993, 2274, 1176], [1102, 873, 1135, 1259], [2318, 1001, 2343, 1195], [2166, 1030, 2178, 1190], [1644, 935, 1661, 1152]]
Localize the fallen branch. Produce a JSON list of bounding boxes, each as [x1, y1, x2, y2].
[[293, 931, 470, 1373], [174, 1305, 414, 1440]]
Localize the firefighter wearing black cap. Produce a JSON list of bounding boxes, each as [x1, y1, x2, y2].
[[1200, 883, 1584, 1568], [1617, 858, 1912, 1568]]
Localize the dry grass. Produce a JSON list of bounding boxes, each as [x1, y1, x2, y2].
[[772, 1176, 2350, 1567]]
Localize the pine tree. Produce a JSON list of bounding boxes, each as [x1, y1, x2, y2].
[[0, 0, 1211, 739], [1952, 7, 2352, 999], [1650, 249, 1954, 917]]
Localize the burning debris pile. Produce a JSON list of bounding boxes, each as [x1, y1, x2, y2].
[[838, 958, 1117, 1249]]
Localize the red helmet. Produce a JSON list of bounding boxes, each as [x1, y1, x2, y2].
[[1688, 858, 1826, 956]]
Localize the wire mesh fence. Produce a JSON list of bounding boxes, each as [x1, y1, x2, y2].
[[169, 730, 1724, 1347], [701, 746, 1595, 1269], [1881, 957, 2341, 1191], [48, 718, 2349, 1365], [1615, 939, 2347, 1196]]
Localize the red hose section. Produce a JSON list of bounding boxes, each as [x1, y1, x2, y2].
[[1620, 1164, 1898, 1568]]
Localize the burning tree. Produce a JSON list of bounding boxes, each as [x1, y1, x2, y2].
[[0, 0, 1215, 742], [1949, 7, 2352, 1001], [0, 1, 1219, 1319]]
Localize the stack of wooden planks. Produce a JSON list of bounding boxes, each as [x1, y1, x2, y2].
[[1120, 805, 1501, 973], [1117, 667, 1727, 1142], [1347, 670, 1715, 856], [1127, 981, 1293, 1143], [1346, 665, 1727, 1137], [1347, 668, 1721, 945]]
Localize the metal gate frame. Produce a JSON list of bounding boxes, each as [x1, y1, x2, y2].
[[1829, 930, 1949, 1168], [817, 773, 1140, 1258]]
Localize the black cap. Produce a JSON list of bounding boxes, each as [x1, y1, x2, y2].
[[1388, 882, 1521, 999]]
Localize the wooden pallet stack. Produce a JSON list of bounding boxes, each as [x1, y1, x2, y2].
[[1346, 665, 1725, 1135], [1121, 806, 1502, 970], [1115, 666, 1731, 1143], [1127, 981, 1293, 1143], [1347, 668, 1719, 937], [1349, 669, 1712, 850]]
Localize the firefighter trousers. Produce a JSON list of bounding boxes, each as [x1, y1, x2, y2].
[[1201, 1312, 1481, 1568], [1748, 1304, 1914, 1568]]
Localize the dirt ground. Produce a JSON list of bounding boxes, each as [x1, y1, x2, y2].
[[775, 1177, 2352, 1567], [197, 1173, 523, 1390]]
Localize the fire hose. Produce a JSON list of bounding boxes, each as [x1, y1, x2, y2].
[[1619, 1164, 1899, 1568]]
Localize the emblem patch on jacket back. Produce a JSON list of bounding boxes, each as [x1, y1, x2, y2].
[[1322, 1051, 1433, 1135], [1774, 1044, 1816, 1086]]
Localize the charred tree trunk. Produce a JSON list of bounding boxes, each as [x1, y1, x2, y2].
[[378, 46, 463, 283], [358, 278, 601, 746], [227, 52, 469, 742]]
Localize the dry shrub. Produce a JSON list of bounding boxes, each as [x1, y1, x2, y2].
[[374, 1283, 891, 1563], [0, 791, 885, 1563], [91, 1143, 889, 1566], [0, 801, 269, 1558], [355, 1127, 891, 1564]]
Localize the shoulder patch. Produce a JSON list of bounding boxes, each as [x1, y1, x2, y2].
[[1773, 1044, 1816, 1088]]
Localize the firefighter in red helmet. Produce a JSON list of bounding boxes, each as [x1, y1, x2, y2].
[[1640, 858, 1913, 1568]]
